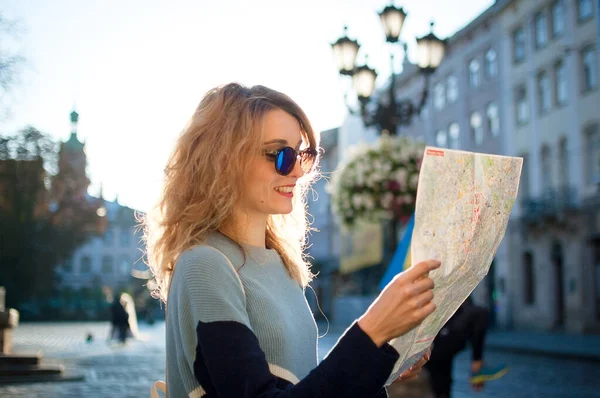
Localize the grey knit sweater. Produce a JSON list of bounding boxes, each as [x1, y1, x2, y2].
[[165, 232, 399, 397]]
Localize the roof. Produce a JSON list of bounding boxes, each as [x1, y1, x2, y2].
[[85, 193, 143, 228], [64, 132, 85, 151]]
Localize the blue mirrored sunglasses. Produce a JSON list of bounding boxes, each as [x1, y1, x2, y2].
[[263, 147, 318, 176]]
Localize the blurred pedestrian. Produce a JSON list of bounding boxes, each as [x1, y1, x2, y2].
[[144, 83, 440, 397], [425, 296, 507, 398], [110, 294, 130, 343]]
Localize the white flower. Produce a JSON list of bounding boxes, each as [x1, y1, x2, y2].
[[380, 192, 394, 209], [329, 135, 425, 229], [368, 171, 382, 186], [363, 195, 375, 211], [409, 174, 419, 189], [394, 169, 408, 189], [342, 197, 351, 210], [380, 161, 392, 174]]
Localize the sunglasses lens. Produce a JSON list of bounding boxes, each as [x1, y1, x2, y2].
[[276, 147, 296, 176]]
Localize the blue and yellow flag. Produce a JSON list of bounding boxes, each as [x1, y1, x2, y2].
[[379, 214, 414, 291]]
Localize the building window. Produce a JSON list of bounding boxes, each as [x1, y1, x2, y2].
[[448, 123, 460, 149], [586, 125, 600, 185], [551, 0, 565, 37], [534, 11, 548, 49], [434, 82, 445, 110], [103, 229, 113, 246], [516, 86, 529, 125], [62, 257, 73, 272], [120, 228, 131, 247], [420, 106, 429, 121], [80, 256, 92, 273], [537, 71, 551, 113], [486, 102, 500, 137], [582, 46, 598, 92], [435, 130, 447, 147], [513, 27, 525, 63], [120, 256, 130, 275], [578, 0, 593, 22], [558, 137, 569, 188], [554, 60, 568, 105], [468, 59, 481, 88], [102, 256, 113, 274], [470, 112, 483, 146], [446, 75, 458, 104], [485, 49, 497, 79], [523, 252, 535, 305], [541, 145, 553, 192]]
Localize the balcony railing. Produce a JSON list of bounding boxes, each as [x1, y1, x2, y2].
[[520, 186, 579, 223]]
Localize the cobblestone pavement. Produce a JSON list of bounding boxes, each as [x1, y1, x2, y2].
[[1, 322, 599, 397], [0, 322, 166, 398]]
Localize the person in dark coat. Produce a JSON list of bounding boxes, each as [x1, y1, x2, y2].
[[110, 295, 130, 343], [425, 296, 507, 398]]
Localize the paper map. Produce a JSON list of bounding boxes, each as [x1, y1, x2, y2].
[[384, 147, 523, 386]]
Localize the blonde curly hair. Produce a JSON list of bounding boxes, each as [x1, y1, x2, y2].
[[143, 83, 320, 302]]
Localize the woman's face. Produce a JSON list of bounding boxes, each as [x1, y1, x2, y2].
[[240, 108, 306, 218]]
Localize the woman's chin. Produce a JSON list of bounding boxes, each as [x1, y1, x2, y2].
[[268, 204, 294, 215]]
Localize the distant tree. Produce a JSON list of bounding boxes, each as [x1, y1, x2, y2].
[[0, 12, 25, 118], [0, 127, 105, 311]]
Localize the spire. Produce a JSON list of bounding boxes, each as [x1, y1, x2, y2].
[[70, 109, 79, 136], [402, 42, 410, 66], [65, 109, 84, 151]]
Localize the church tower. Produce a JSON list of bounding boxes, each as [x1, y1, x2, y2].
[[52, 110, 91, 201]]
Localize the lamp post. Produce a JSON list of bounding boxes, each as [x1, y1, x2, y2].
[[331, 4, 446, 136], [331, 5, 446, 285]]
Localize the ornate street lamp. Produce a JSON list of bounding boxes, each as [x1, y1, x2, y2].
[[379, 5, 407, 43], [416, 26, 447, 74], [331, 5, 446, 287], [330, 26, 360, 76], [332, 4, 446, 135]]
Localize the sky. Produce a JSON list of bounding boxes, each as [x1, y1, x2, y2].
[[0, 0, 494, 212]]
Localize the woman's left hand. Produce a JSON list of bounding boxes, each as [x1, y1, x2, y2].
[[392, 348, 431, 383]]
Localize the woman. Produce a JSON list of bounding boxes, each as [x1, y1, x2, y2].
[[144, 83, 439, 397]]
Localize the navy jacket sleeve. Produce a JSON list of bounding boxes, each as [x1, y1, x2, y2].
[[194, 319, 398, 398]]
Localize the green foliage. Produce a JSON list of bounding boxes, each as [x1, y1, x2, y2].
[[0, 127, 99, 309]]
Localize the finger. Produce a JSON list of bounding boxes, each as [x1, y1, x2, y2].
[[397, 279, 434, 302], [402, 260, 440, 282], [391, 275, 433, 298], [401, 374, 419, 381], [415, 301, 437, 321], [404, 364, 425, 377], [410, 289, 434, 310], [406, 301, 437, 329], [411, 276, 435, 294], [414, 357, 428, 368], [399, 368, 421, 380]]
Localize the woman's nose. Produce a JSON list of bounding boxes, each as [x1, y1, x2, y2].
[[288, 155, 305, 178]]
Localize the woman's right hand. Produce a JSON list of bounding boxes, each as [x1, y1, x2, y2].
[[357, 259, 440, 347]]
